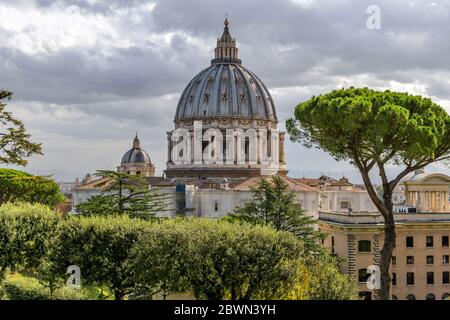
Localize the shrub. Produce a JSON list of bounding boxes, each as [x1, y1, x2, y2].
[[2, 273, 100, 300], [50, 215, 153, 300], [0, 168, 65, 207], [132, 218, 305, 300], [289, 254, 358, 300], [0, 203, 59, 281]]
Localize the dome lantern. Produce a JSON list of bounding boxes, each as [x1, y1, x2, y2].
[[212, 18, 241, 65], [132, 133, 140, 149]]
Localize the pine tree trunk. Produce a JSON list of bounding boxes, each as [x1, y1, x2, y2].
[[378, 214, 395, 299]]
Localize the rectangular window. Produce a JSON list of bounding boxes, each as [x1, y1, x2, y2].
[[407, 272, 415, 285], [392, 256, 397, 265], [406, 236, 414, 248], [443, 272, 450, 284], [406, 256, 414, 264], [427, 255, 434, 265], [443, 236, 449, 248], [426, 236, 434, 248], [331, 236, 335, 254], [358, 269, 370, 283], [358, 240, 371, 253], [427, 272, 434, 285], [443, 255, 450, 264], [392, 273, 397, 286]]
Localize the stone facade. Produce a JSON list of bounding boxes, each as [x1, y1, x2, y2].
[[320, 171, 450, 300]]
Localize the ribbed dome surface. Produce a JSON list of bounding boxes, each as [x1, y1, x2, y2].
[[121, 149, 150, 164], [174, 19, 277, 123], [175, 63, 277, 121], [121, 135, 151, 164]]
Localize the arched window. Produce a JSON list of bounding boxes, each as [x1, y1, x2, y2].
[[358, 269, 370, 283], [442, 293, 450, 300], [426, 293, 436, 300], [406, 294, 416, 300], [244, 137, 250, 162], [214, 201, 219, 212], [358, 240, 371, 253], [136, 171, 141, 175]]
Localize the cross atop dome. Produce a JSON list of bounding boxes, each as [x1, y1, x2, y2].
[[212, 17, 241, 65]]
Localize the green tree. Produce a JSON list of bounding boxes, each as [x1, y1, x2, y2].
[[36, 258, 63, 300], [133, 218, 306, 300], [0, 90, 42, 166], [130, 219, 191, 299], [289, 253, 358, 300], [51, 215, 152, 300], [75, 170, 167, 219], [0, 203, 59, 284], [229, 175, 323, 250], [0, 168, 65, 206], [287, 87, 450, 299]]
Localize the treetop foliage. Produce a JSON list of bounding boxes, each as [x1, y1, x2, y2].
[[0, 168, 65, 206], [230, 175, 324, 250], [75, 170, 168, 218], [0, 90, 42, 166], [287, 87, 450, 170]]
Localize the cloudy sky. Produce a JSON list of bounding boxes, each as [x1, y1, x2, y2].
[[1, 0, 450, 181]]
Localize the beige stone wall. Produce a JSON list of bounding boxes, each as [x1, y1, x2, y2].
[[391, 227, 450, 300], [320, 222, 450, 300]]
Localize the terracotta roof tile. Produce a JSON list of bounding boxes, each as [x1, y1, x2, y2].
[[230, 175, 319, 192]]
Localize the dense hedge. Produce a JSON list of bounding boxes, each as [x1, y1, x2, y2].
[[2, 273, 100, 300], [0, 169, 65, 206], [131, 219, 305, 299], [50, 215, 153, 300], [0, 204, 357, 300], [0, 203, 59, 281]]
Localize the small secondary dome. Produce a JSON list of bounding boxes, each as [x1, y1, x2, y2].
[[174, 18, 277, 123], [121, 134, 151, 164]]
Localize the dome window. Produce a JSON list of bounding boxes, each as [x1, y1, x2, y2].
[[221, 93, 227, 100], [208, 76, 214, 82], [204, 93, 209, 103], [189, 95, 195, 102], [240, 93, 246, 100]]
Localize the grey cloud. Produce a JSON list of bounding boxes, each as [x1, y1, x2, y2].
[[2, 0, 450, 180]]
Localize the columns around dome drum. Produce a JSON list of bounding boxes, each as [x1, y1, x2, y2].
[[279, 131, 286, 165], [166, 131, 173, 164], [164, 120, 288, 178]]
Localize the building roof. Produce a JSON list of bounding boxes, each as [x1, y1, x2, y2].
[[121, 135, 152, 164], [402, 169, 450, 184], [174, 19, 277, 123], [74, 177, 112, 190], [229, 175, 318, 192]]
